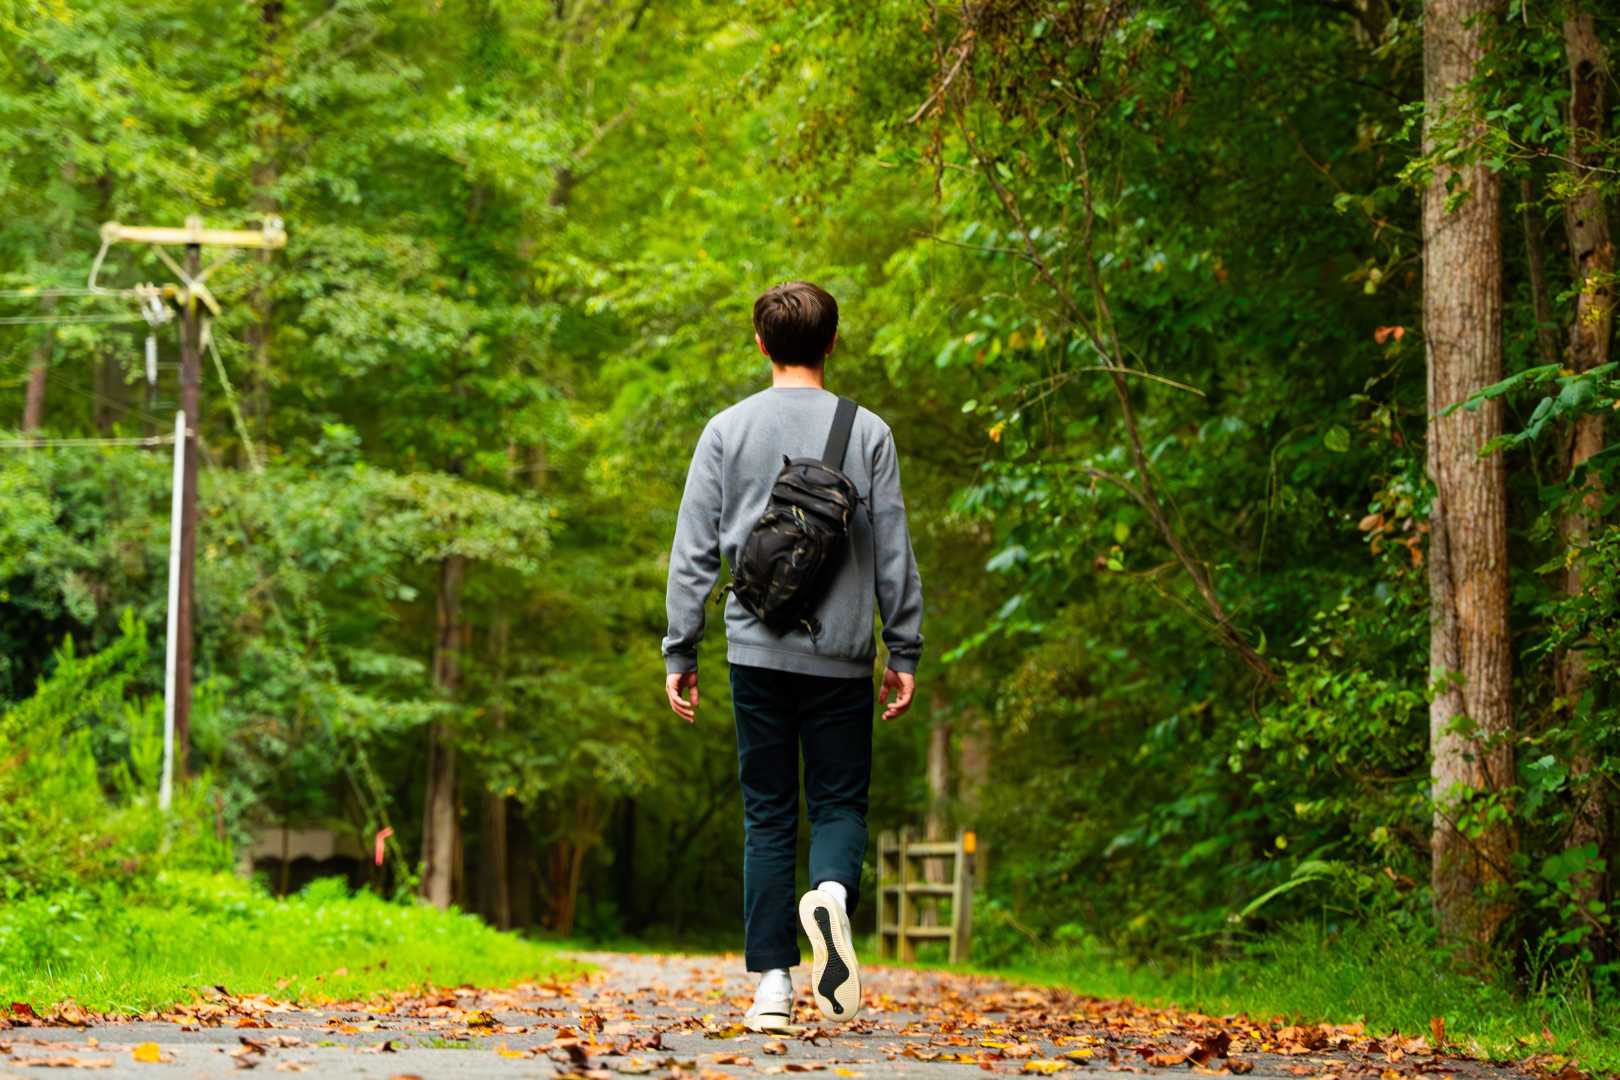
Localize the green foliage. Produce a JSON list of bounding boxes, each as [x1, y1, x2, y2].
[[0, 873, 571, 1011], [0, 613, 227, 898]]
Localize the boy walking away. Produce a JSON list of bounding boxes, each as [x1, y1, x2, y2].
[[662, 282, 924, 1030]]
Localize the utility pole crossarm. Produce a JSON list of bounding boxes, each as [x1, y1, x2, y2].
[[100, 220, 286, 249]]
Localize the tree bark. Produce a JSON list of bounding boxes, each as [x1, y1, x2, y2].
[[926, 720, 951, 842], [922, 718, 952, 926], [245, 161, 278, 428], [478, 790, 508, 927], [21, 325, 49, 433], [547, 795, 604, 937], [957, 709, 989, 819], [478, 615, 512, 930], [1559, 8, 1611, 930], [94, 349, 126, 434], [509, 809, 534, 930], [612, 796, 639, 929], [421, 553, 467, 911], [1561, 10, 1612, 583], [1423, 0, 1516, 946], [1521, 176, 1562, 368]]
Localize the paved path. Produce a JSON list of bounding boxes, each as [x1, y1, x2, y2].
[[0, 952, 1559, 1080]]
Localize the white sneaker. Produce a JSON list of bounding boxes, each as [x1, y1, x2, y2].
[[799, 889, 860, 1023], [743, 1002, 794, 1032], [743, 974, 794, 1032]]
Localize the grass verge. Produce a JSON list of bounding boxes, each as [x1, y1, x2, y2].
[[0, 872, 578, 1013], [872, 918, 1620, 1073]]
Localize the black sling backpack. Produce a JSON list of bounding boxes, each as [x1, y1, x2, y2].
[[724, 396, 861, 639]]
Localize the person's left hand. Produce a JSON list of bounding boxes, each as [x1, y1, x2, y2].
[[879, 669, 916, 721]]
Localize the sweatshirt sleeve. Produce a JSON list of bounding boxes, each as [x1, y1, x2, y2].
[[662, 421, 726, 674], [869, 428, 925, 673]]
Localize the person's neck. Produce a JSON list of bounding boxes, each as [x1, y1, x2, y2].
[[771, 362, 825, 390]]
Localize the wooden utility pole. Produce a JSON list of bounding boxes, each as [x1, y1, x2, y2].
[[1422, 0, 1515, 946], [174, 237, 202, 770], [95, 217, 286, 782]]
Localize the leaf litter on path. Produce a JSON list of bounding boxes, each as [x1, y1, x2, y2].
[[0, 951, 1574, 1079]]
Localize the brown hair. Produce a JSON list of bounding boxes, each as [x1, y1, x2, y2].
[[753, 281, 839, 367]]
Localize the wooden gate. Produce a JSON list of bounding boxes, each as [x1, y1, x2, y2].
[[876, 828, 977, 964]]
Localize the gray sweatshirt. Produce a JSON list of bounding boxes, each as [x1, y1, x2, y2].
[[662, 387, 924, 679]]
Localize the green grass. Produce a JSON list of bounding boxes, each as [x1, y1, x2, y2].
[[0, 872, 579, 1012], [869, 918, 1620, 1074]]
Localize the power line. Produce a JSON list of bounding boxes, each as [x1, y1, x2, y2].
[[0, 313, 144, 326], [0, 434, 175, 449], [0, 287, 108, 299], [46, 370, 169, 427]]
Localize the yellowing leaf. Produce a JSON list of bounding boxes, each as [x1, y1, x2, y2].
[[132, 1044, 163, 1063], [1024, 1062, 1070, 1074]]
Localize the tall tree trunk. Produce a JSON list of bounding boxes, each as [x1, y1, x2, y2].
[[1423, 0, 1516, 946], [921, 718, 952, 926], [478, 617, 511, 930], [245, 2, 282, 427], [612, 796, 639, 929], [926, 719, 951, 844], [93, 349, 125, 434], [421, 553, 467, 911], [548, 795, 604, 937], [244, 162, 278, 428], [957, 709, 989, 819], [509, 809, 534, 930], [22, 317, 51, 433], [1521, 176, 1562, 368], [1559, 8, 1611, 932], [476, 804, 510, 931]]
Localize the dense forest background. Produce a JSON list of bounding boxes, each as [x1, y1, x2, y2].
[[4, 0, 1620, 988]]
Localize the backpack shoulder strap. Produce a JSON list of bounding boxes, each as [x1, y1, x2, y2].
[[821, 396, 858, 468]]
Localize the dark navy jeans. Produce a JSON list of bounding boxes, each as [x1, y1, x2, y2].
[[730, 664, 873, 972]]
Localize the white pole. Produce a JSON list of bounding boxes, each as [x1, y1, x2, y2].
[[160, 410, 185, 812]]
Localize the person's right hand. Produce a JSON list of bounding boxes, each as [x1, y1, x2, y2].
[[666, 671, 699, 722]]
